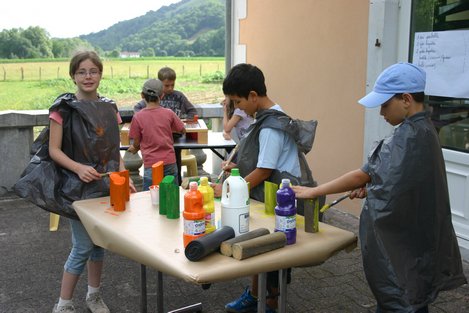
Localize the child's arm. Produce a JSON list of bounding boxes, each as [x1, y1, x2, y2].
[[244, 168, 273, 190], [127, 137, 140, 154], [49, 119, 101, 183], [222, 101, 241, 140], [292, 169, 370, 199]]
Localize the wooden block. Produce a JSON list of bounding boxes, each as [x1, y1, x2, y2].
[[184, 119, 208, 144], [231, 232, 287, 260], [120, 123, 130, 145], [220, 228, 270, 257]]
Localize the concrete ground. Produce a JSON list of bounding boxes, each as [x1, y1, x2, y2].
[[1, 188, 468, 313]]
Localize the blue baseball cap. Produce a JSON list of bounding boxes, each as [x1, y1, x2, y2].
[[358, 63, 426, 108]]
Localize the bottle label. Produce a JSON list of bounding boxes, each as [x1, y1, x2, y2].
[[184, 219, 205, 235], [239, 212, 249, 233], [275, 215, 296, 231]]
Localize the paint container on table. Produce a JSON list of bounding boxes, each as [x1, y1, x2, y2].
[[221, 168, 250, 236], [264, 181, 278, 215], [183, 181, 205, 247], [149, 185, 159, 206], [275, 178, 297, 245], [198, 177, 216, 234], [159, 175, 179, 218]]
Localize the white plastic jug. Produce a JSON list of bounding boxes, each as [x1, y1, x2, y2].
[[221, 168, 250, 236]]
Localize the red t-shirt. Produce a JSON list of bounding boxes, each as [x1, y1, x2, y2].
[[129, 106, 185, 167]]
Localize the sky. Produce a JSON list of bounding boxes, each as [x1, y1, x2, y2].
[[0, 0, 181, 38]]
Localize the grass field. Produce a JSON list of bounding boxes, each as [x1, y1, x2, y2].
[[0, 57, 225, 110]]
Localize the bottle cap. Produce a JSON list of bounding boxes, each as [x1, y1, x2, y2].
[[200, 176, 208, 185], [231, 168, 240, 176], [189, 181, 198, 190], [281, 178, 290, 186]]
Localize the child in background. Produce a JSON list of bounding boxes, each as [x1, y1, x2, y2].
[[222, 96, 254, 142], [292, 63, 467, 313], [128, 79, 186, 190], [48, 51, 136, 313], [134, 67, 198, 120]]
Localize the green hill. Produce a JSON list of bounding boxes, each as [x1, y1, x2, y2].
[[80, 0, 225, 56]]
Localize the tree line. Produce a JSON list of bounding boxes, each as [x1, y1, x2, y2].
[[0, 27, 95, 59]]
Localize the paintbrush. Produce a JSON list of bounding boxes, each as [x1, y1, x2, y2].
[[320, 192, 352, 213], [100, 172, 111, 177], [216, 144, 239, 183]]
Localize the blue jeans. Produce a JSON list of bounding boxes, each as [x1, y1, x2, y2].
[[142, 162, 178, 191], [64, 219, 104, 275]]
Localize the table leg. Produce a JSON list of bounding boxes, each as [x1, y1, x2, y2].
[[257, 272, 267, 313], [278, 269, 288, 313], [140, 265, 147, 313], [175, 148, 182, 185], [157, 271, 164, 313]]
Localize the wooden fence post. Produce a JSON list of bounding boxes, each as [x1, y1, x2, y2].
[[147, 65, 150, 79], [57, 67, 60, 79], [39, 67, 42, 81], [21, 67, 24, 81]]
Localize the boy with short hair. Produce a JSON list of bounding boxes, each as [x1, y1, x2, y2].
[[134, 67, 197, 120], [128, 79, 185, 190], [293, 63, 467, 313], [216, 63, 301, 313]]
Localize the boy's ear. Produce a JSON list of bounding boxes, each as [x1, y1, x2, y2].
[[248, 91, 258, 101], [402, 93, 413, 106]]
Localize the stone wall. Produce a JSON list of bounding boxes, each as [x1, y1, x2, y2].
[[0, 104, 223, 191]]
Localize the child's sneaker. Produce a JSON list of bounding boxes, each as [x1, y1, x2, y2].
[[52, 303, 75, 313], [85, 292, 110, 313], [225, 286, 257, 312]]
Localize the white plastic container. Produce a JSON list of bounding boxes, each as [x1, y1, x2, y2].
[[221, 168, 250, 236]]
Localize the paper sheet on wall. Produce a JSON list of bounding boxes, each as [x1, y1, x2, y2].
[[413, 30, 469, 99]]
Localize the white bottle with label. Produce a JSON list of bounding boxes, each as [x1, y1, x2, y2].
[[220, 168, 250, 236]]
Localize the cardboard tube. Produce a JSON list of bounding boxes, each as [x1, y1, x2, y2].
[[185, 226, 235, 261], [152, 161, 164, 186], [110, 173, 126, 211], [231, 232, 287, 260], [220, 228, 271, 257]]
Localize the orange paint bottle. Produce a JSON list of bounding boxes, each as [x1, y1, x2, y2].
[[183, 181, 205, 247]]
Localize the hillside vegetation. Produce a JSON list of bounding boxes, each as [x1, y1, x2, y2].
[[0, 0, 225, 59]]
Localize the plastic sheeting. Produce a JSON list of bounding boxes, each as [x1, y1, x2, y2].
[[14, 94, 120, 219], [360, 111, 467, 312]]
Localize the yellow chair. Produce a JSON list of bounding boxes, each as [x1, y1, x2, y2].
[[181, 149, 198, 177], [49, 213, 60, 231]]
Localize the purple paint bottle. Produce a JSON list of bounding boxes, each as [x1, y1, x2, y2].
[[274, 178, 297, 245]]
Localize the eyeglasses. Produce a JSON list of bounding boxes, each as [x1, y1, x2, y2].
[[75, 69, 101, 78]]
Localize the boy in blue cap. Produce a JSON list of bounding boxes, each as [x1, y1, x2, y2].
[[293, 63, 467, 313]]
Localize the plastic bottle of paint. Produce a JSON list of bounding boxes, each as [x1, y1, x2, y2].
[[275, 178, 297, 245], [221, 168, 250, 236], [183, 181, 205, 247], [198, 177, 216, 234]]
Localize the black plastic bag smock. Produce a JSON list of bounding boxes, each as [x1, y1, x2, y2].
[[236, 109, 323, 213], [360, 111, 467, 312], [14, 93, 120, 220]]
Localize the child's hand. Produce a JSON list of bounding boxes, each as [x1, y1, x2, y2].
[[350, 187, 366, 199], [127, 145, 138, 154], [129, 178, 137, 193], [75, 164, 101, 183], [291, 185, 318, 199], [221, 161, 236, 172], [211, 182, 222, 198], [222, 130, 232, 140]]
